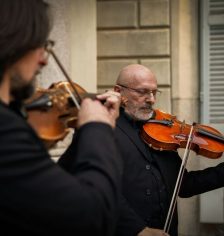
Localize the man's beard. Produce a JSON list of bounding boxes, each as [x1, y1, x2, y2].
[[10, 75, 36, 102], [123, 102, 154, 121]]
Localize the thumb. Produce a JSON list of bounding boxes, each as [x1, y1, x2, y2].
[[121, 97, 128, 106]]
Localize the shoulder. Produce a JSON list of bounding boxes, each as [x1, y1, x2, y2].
[[0, 103, 49, 162], [0, 102, 28, 130], [0, 102, 44, 148]]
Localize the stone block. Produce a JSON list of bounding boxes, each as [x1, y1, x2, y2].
[[140, 59, 170, 86], [97, 1, 137, 28], [99, 0, 136, 1], [140, 0, 170, 26], [172, 98, 199, 124], [98, 29, 170, 56], [97, 59, 138, 86], [155, 88, 171, 113]]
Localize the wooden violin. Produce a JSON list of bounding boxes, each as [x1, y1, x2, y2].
[[25, 81, 88, 147], [141, 109, 224, 159]]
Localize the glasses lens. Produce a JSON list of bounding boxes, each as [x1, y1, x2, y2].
[[149, 90, 161, 97], [118, 84, 161, 97]]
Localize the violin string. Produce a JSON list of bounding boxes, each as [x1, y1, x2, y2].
[[164, 124, 195, 233]]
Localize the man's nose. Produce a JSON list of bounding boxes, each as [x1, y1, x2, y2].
[[39, 53, 48, 66], [145, 93, 156, 104], [39, 47, 49, 66], [39, 57, 48, 66]]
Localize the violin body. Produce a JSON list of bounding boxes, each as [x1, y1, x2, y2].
[[25, 81, 86, 147], [141, 109, 224, 158]]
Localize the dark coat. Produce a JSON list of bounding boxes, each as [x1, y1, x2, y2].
[[0, 101, 122, 236], [115, 110, 224, 236]]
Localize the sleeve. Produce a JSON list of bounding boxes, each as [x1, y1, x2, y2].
[[179, 162, 224, 197], [0, 108, 122, 236]]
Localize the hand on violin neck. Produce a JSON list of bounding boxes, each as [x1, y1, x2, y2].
[[137, 227, 170, 236], [96, 90, 121, 125], [77, 91, 121, 129]]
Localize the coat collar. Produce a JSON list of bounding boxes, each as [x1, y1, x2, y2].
[[116, 109, 150, 161], [116, 109, 179, 195]]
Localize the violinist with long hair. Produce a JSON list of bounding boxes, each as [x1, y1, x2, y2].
[[0, 0, 122, 235], [113, 64, 224, 236]]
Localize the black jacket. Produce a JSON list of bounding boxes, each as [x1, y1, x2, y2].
[[115, 110, 224, 236], [0, 100, 122, 236]]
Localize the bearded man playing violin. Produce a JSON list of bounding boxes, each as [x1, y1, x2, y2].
[[113, 64, 224, 236], [0, 0, 123, 235]]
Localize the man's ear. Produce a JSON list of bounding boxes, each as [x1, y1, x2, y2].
[[114, 85, 127, 106], [114, 85, 121, 92]]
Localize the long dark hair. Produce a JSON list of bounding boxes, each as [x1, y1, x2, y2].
[[0, 0, 52, 82]]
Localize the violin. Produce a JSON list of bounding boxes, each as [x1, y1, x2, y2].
[[25, 81, 88, 147], [141, 109, 224, 159]]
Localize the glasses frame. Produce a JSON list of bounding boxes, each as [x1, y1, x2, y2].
[[117, 84, 161, 97], [44, 40, 55, 52], [43, 40, 55, 60]]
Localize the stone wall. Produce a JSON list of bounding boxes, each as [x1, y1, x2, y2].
[[97, 0, 171, 112]]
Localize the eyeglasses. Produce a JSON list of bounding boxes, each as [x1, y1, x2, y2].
[[44, 40, 55, 51], [43, 40, 55, 59], [117, 84, 161, 97]]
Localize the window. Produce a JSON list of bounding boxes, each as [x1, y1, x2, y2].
[[200, 0, 224, 223]]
